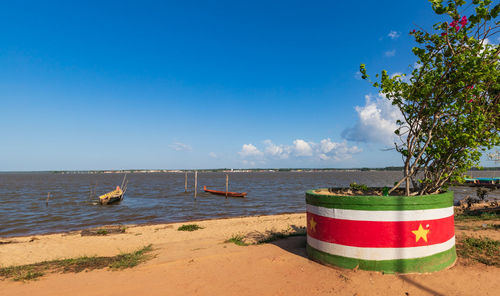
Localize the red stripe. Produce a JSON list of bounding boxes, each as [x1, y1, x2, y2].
[[307, 212, 454, 248]]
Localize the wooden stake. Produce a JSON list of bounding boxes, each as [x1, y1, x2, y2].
[[120, 173, 127, 189], [46, 192, 51, 207], [225, 174, 229, 199], [194, 171, 198, 199], [185, 172, 188, 193]]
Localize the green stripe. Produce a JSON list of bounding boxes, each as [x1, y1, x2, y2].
[[306, 244, 456, 274], [306, 190, 454, 211]]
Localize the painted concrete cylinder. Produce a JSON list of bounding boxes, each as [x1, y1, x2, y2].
[[306, 189, 456, 273]]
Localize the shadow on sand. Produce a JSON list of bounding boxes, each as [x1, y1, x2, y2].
[[268, 225, 447, 296]]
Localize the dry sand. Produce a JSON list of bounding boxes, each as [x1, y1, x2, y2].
[[1, 213, 499, 296]]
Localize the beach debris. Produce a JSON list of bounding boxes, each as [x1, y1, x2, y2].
[[455, 196, 500, 215], [476, 188, 489, 200], [81, 225, 126, 236]]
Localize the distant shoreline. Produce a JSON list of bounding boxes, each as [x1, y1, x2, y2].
[[2, 167, 500, 174]]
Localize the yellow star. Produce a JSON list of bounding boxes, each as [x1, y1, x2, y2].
[[412, 224, 430, 243], [309, 217, 317, 233]]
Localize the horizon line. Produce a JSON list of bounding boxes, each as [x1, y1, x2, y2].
[[1, 166, 500, 173]]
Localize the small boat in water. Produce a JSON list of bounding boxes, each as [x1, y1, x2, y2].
[[463, 177, 500, 188], [99, 186, 124, 205], [99, 174, 128, 205], [203, 186, 247, 198]]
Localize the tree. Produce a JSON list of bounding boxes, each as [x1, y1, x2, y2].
[[360, 0, 500, 196]]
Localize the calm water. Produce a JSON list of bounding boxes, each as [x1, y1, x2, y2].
[[1, 171, 499, 237]]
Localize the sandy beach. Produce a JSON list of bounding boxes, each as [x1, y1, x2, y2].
[[1, 212, 499, 296]]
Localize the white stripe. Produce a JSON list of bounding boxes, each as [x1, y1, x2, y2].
[[306, 204, 454, 222], [307, 236, 455, 260]]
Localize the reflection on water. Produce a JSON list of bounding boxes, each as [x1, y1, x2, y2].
[[0, 171, 498, 237]]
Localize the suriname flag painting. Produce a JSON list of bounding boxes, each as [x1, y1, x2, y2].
[[305, 189, 457, 273]]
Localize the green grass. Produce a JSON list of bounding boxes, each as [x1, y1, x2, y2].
[[110, 245, 153, 269], [96, 229, 108, 235], [177, 224, 204, 232], [455, 212, 499, 221], [0, 245, 154, 282], [256, 231, 306, 244], [225, 235, 248, 246], [0, 266, 45, 282], [456, 236, 500, 266], [349, 182, 368, 191], [81, 226, 126, 236], [226, 227, 307, 246]]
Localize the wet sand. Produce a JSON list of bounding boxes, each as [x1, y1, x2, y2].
[[1, 213, 499, 296]]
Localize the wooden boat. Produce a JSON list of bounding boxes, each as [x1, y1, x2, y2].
[[203, 186, 247, 198], [98, 174, 128, 205], [463, 177, 500, 188], [99, 186, 124, 205]]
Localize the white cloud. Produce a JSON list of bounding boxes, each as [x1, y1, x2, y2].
[[342, 94, 403, 145], [293, 139, 313, 156], [263, 140, 290, 159], [318, 138, 362, 161], [354, 71, 362, 80], [169, 142, 192, 151], [238, 139, 362, 163], [239, 144, 264, 158], [208, 152, 217, 158], [385, 50, 396, 57], [388, 31, 400, 39]]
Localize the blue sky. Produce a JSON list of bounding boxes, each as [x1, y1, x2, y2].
[[0, 1, 496, 170]]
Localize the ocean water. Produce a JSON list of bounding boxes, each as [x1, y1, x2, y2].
[[0, 171, 498, 237]]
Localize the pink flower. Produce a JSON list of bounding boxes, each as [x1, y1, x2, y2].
[[467, 85, 474, 89], [450, 20, 458, 28], [460, 16, 467, 27], [441, 32, 447, 36], [455, 26, 460, 32], [468, 98, 473, 103]]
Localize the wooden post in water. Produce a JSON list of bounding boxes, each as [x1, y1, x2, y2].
[[194, 171, 198, 199], [184, 172, 188, 193], [46, 192, 51, 207], [225, 174, 229, 199]]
